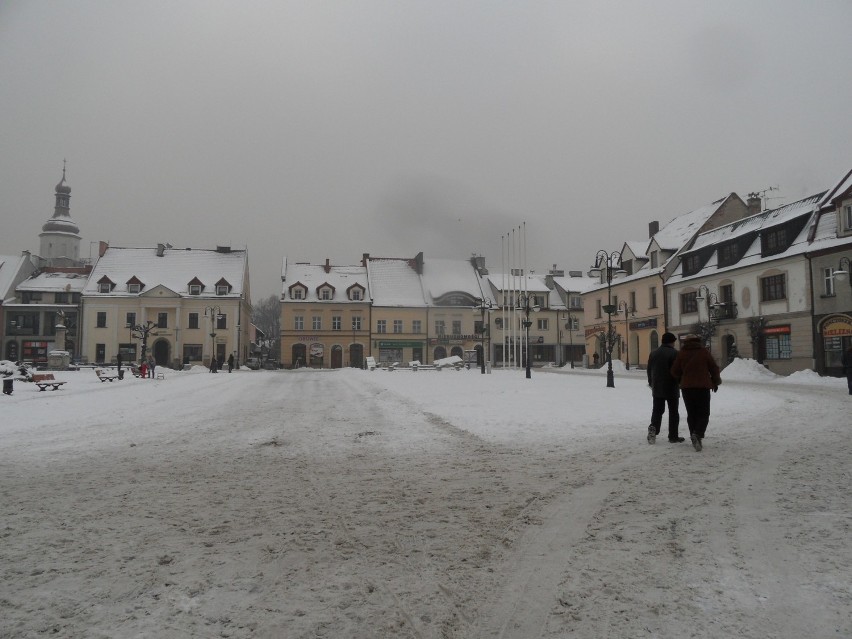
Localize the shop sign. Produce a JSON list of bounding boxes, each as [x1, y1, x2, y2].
[[310, 343, 324, 357], [379, 341, 423, 348], [763, 325, 791, 335], [298, 336, 320, 342], [584, 324, 607, 338], [629, 318, 658, 330], [821, 315, 852, 337]]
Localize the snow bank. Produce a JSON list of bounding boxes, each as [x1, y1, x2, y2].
[[721, 357, 778, 382]]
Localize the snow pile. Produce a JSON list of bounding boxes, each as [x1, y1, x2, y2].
[[782, 368, 830, 385], [0, 360, 15, 376], [721, 357, 778, 382]]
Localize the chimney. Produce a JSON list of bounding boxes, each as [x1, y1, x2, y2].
[[324, 258, 331, 273], [747, 193, 761, 215], [156, 243, 165, 257], [99, 241, 109, 257], [470, 255, 487, 275], [362, 253, 370, 267], [216, 245, 231, 253], [648, 221, 660, 238], [415, 251, 424, 275]]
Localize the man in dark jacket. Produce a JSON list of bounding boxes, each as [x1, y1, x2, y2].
[[842, 345, 852, 395], [646, 332, 683, 444], [671, 334, 722, 452]]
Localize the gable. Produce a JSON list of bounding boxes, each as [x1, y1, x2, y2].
[[140, 284, 180, 298]]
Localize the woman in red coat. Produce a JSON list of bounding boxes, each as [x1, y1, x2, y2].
[[670, 334, 722, 452]]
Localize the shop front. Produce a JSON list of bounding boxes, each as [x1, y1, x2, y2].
[[378, 340, 424, 365], [817, 314, 852, 376]]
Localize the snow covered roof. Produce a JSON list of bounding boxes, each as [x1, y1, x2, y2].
[[17, 271, 89, 293], [0, 255, 25, 298], [687, 193, 821, 253], [817, 168, 852, 210], [366, 258, 427, 307], [485, 273, 551, 294], [282, 260, 368, 302], [623, 241, 650, 260], [420, 258, 490, 304], [84, 246, 248, 297], [549, 274, 598, 294], [668, 193, 825, 283], [652, 197, 728, 251]]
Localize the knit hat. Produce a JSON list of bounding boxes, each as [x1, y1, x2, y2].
[[661, 332, 677, 344], [683, 334, 701, 342]]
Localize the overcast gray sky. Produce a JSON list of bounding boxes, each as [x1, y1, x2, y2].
[[2, 0, 850, 301]]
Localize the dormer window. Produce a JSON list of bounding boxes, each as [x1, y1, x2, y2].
[[650, 252, 659, 268], [189, 284, 201, 295], [292, 288, 304, 299], [347, 284, 365, 301], [97, 276, 115, 294], [128, 284, 141, 294], [317, 284, 335, 300], [215, 278, 232, 296]]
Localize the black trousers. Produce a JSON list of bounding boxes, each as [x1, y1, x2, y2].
[[681, 388, 712, 439], [650, 396, 680, 440]]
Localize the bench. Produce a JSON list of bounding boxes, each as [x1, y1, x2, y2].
[[32, 373, 67, 391], [95, 368, 119, 382], [409, 360, 436, 371]]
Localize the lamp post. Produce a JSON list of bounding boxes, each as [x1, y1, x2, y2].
[[617, 301, 632, 370], [518, 293, 540, 379], [129, 320, 158, 365], [590, 250, 624, 388], [205, 306, 222, 368], [473, 298, 493, 374], [559, 309, 576, 369], [832, 256, 851, 289]]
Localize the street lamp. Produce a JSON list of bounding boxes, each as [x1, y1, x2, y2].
[[517, 293, 540, 379], [832, 256, 851, 287], [559, 309, 576, 369], [473, 298, 493, 374], [589, 250, 625, 388], [129, 320, 158, 364], [617, 301, 633, 370], [205, 306, 223, 368]]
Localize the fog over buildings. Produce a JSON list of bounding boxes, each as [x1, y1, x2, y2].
[[1, 1, 850, 300]]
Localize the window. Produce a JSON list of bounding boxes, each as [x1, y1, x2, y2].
[[188, 312, 199, 329], [71, 293, 81, 304], [452, 320, 461, 335], [718, 242, 740, 267], [412, 320, 422, 333], [128, 283, 141, 294], [568, 295, 582, 309], [96, 344, 106, 363], [183, 344, 203, 361], [377, 319, 387, 333], [765, 332, 792, 360], [292, 288, 304, 300], [596, 299, 602, 318], [537, 318, 548, 330], [320, 288, 332, 300], [294, 316, 304, 330], [435, 320, 445, 335], [350, 289, 362, 301], [55, 292, 68, 304], [98, 282, 111, 294], [494, 317, 503, 328], [96, 312, 107, 328], [312, 316, 321, 330], [567, 316, 579, 331], [761, 274, 786, 301], [216, 314, 227, 330], [393, 320, 403, 333], [126, 312, 136, 328], [762, 228, 788, 255], [682, 254, 703, 276], [158, 312, 168, 328], [216, 285, 228, 296], [332, 315, 341, 330], [352, 316, 362, 330], [681, 292, 698, 314], [650, 252, 658, 269], [649, 286, 658, 309], [845, 205, 852, 231], [189, 284, 201, 296], [629, 291, 636, 312], [823, 267, 836, 296]]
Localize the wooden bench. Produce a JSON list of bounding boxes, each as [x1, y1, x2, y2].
[[95, 368, 119, 382], [409, 360, 436, 371], [32, 373, 67, 391]]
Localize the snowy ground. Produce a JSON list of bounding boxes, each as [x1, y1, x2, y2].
[[0, 361, 849, 638]]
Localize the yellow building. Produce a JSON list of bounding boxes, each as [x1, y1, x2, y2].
[[81, 244, 251, 368]]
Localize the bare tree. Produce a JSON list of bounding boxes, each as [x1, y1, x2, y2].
[[252, 295, 281, 362]]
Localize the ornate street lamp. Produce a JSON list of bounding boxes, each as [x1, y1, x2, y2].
[[473, 298, 493, 374], [832, 256, 851, 288], [517, 293, 540, 379], [205, 306, 223, 368], [589, 250, 625, 388]]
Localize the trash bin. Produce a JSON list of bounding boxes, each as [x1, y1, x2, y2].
[[2, 378, 12, 395]]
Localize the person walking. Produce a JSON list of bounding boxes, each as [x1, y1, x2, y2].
[[147, 355, 156, 379], [646, 332, 683, 444], [116, 353, 123, 380], [842, 345, 852, 395], [227, 353, 235, 373], [209, 356, 217, 373], [671, 334, 722, 452]]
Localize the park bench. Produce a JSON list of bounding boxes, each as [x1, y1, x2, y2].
[[32, 373, 67, 391], [409, 360, 436, 371], [95, 368, 119, 382]]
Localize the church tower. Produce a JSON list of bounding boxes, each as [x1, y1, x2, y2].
[[38, 163, 82, 264]]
